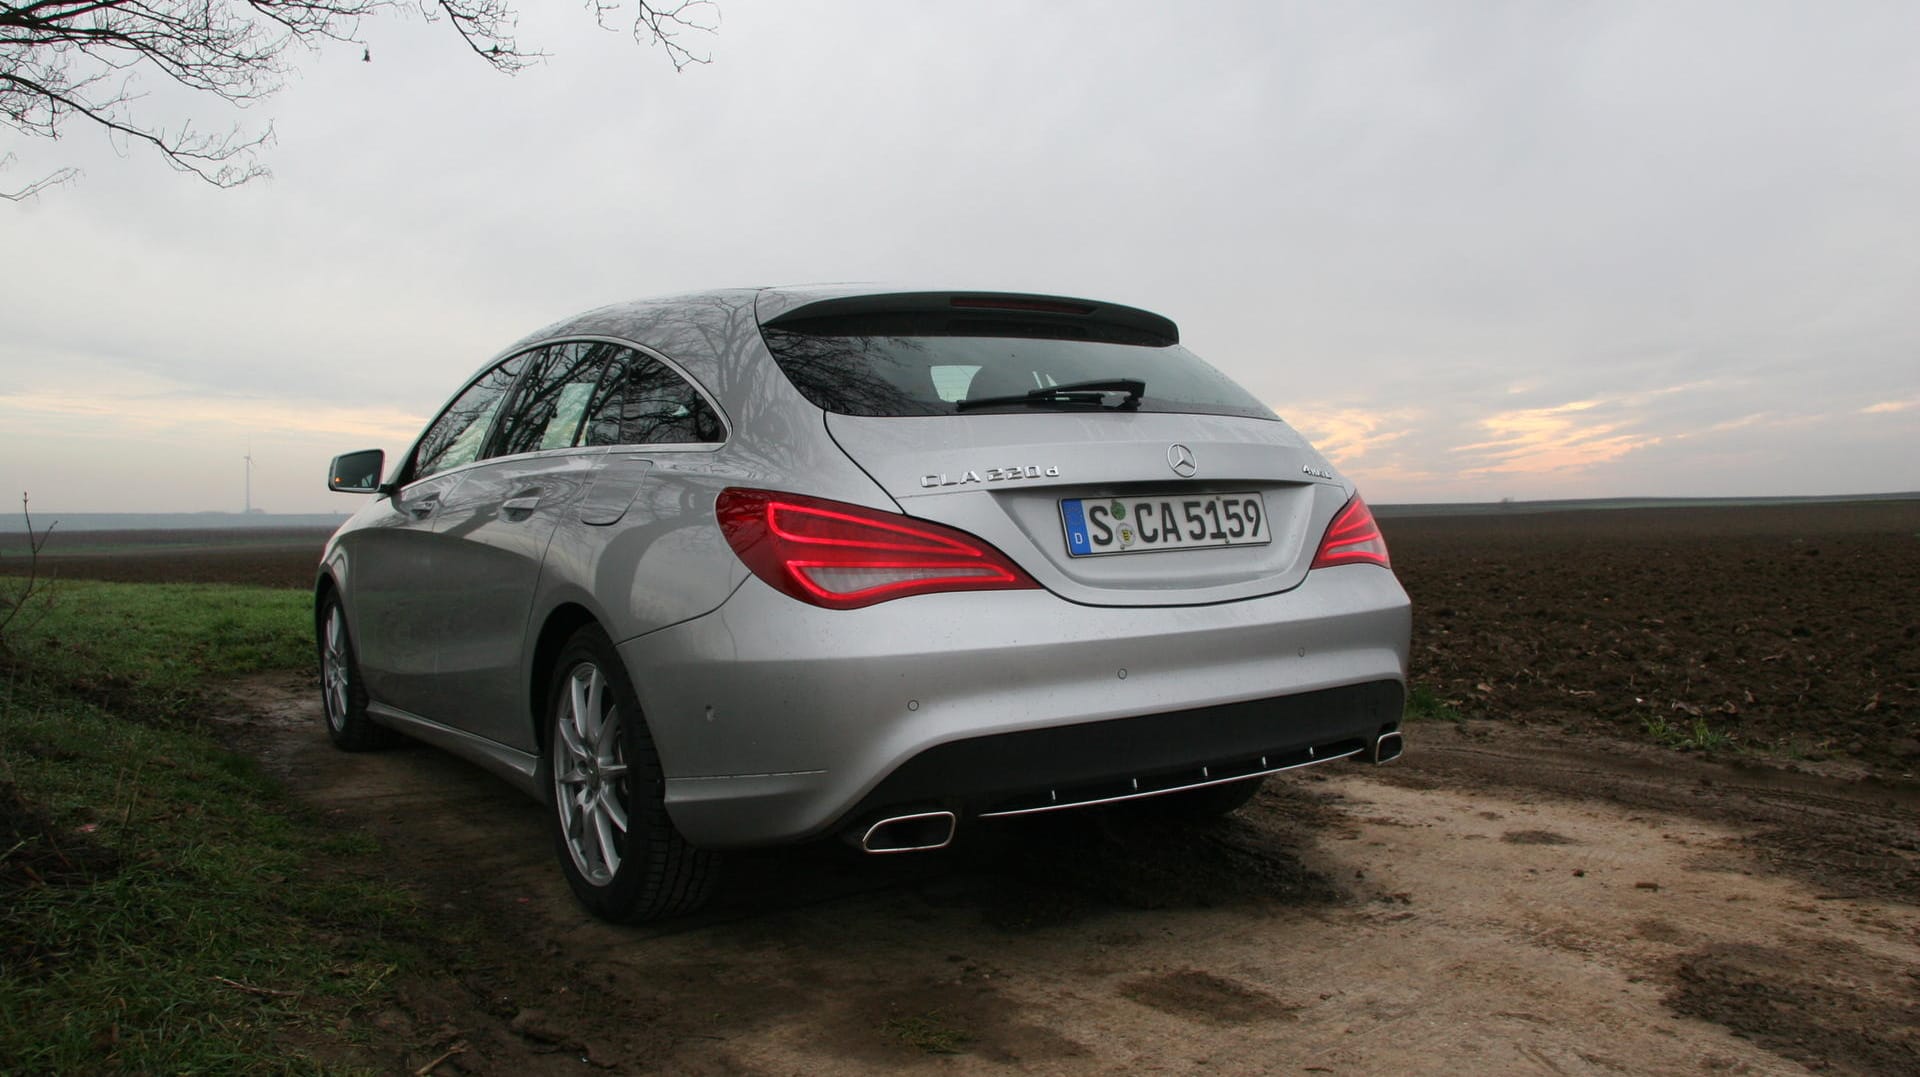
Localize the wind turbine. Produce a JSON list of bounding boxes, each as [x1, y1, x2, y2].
[[244, 444, 253, 514]]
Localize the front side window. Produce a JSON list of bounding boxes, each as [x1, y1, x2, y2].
[[412, 354, 529, 479], [582, 350, 724, 447]]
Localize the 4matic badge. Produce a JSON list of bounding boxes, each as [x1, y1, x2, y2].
[[920, 465, 1061, 488]]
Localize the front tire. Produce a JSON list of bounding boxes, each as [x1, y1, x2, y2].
[[546, 625, 717, 921], [317, 593, 396, 751]]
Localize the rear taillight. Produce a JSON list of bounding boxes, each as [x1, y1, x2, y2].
[[716, 488, 1039, 609], [1311, 494, 1391, 570]]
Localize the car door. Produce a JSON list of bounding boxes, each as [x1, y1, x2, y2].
[[350, 351, 533, 716], [416, 342, 617, 749]]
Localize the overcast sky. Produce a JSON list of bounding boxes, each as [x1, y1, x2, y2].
[[3, 0, 1916, 514]]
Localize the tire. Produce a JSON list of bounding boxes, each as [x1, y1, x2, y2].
[[545, 625, 717, 922], [1141, 776, 1266, 819], [317, 593, 397, 751]]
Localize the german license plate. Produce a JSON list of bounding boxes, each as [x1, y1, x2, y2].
[[1059, 492, 1271, 557]]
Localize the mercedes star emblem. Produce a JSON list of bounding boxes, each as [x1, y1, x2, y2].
[[1167, 443, 1197, 477]]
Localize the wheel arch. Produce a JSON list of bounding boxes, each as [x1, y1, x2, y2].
[[313, 571, 341, 644]]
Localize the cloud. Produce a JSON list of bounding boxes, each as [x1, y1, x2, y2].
[[1286, 405, 1418, 465], [1452, 398, 1660, 476], [1860, 398, 1918, 414]]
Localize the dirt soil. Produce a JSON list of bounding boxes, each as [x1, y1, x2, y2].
[[1385, 501, 1920, 776]]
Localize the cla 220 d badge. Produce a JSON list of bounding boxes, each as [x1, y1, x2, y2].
[[920, 465, 1062, 488]]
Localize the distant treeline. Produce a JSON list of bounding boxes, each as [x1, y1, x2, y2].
[[0, 512, 353, 533]]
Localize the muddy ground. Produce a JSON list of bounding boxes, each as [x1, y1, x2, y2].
[[15, 502, 1920, 1072]]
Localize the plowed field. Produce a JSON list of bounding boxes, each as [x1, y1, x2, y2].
[[1385, 500, 1920, 776]]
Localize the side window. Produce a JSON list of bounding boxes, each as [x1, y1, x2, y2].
[[412, 354, 529, 480], [582, 350, 724, 447], [492, 343, 618, 457]]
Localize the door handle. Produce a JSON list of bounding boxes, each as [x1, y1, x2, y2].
[[407, 495, 440, 520], [502, 495, 541, 518]]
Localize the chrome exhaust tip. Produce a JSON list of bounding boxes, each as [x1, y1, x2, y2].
[[859, 811, 957, 854], [1370, 730, 1405, 764]]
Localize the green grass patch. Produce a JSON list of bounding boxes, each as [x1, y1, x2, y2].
[[1641, 714, 1736, 753], [8, 580, 313, 712], [881, 1011, 971, 1055], [1, 581, 434, 1073], [1403, 684, 1464, 723]]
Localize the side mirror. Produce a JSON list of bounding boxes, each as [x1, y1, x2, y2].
[[327, 449, 388, 494]]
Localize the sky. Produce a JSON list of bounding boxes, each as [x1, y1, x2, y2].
[[3, 0, 1917, 514]]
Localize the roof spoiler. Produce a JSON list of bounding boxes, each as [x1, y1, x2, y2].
[[761, 291, 1179, 345]]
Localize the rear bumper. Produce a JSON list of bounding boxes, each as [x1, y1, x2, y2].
[[845, 678, 1402, 822], [619, 565, 1410, 848]]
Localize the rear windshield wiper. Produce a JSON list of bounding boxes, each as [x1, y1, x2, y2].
[[956, 378, 1145, 412]]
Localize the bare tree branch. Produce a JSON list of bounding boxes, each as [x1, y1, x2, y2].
[[0, 150, 75, 197], [0, 493, 59, 652], [0, 0, 716, 190]]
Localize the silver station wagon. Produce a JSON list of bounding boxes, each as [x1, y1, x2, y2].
[[318, 287, 1412, 921]]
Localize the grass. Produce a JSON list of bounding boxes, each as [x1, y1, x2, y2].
[[1, 581, 435, 1073], [1403, 684, 1464, 723], [13, 580, 313, 711], [1641, 714, 1737, 753], [881, 1011, 971, 1055]]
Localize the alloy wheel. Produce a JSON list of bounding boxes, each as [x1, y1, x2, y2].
[[552, 662, 631, 886], [322, 605, 352, 732]]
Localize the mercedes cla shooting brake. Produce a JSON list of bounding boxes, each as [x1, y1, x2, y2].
[[317, 287, 1412, 921]]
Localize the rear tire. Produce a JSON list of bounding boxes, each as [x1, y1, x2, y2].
[[317, 593, 396, 751], [545, 625, 717, 921]]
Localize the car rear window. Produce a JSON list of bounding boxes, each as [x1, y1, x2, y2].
[[760, 316, 1276, 421]]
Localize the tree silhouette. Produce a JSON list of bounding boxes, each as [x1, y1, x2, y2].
[[1, 0, 716, 197]]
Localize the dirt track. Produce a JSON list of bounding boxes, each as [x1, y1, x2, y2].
[[228, 675, 1919, 1075]]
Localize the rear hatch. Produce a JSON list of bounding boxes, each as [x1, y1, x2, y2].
[[757, 289, 1350, 607]]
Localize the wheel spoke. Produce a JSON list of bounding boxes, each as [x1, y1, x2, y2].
[[593, 706, 622, 763], [571, 667, 608, 748], [556, 708, 591, 764], [574, 800, 602, 872], [592, 802, 620, 875], [599, 786, 628, 832]]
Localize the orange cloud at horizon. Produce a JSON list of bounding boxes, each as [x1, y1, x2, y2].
[[1452, 399, 1660, 476]]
